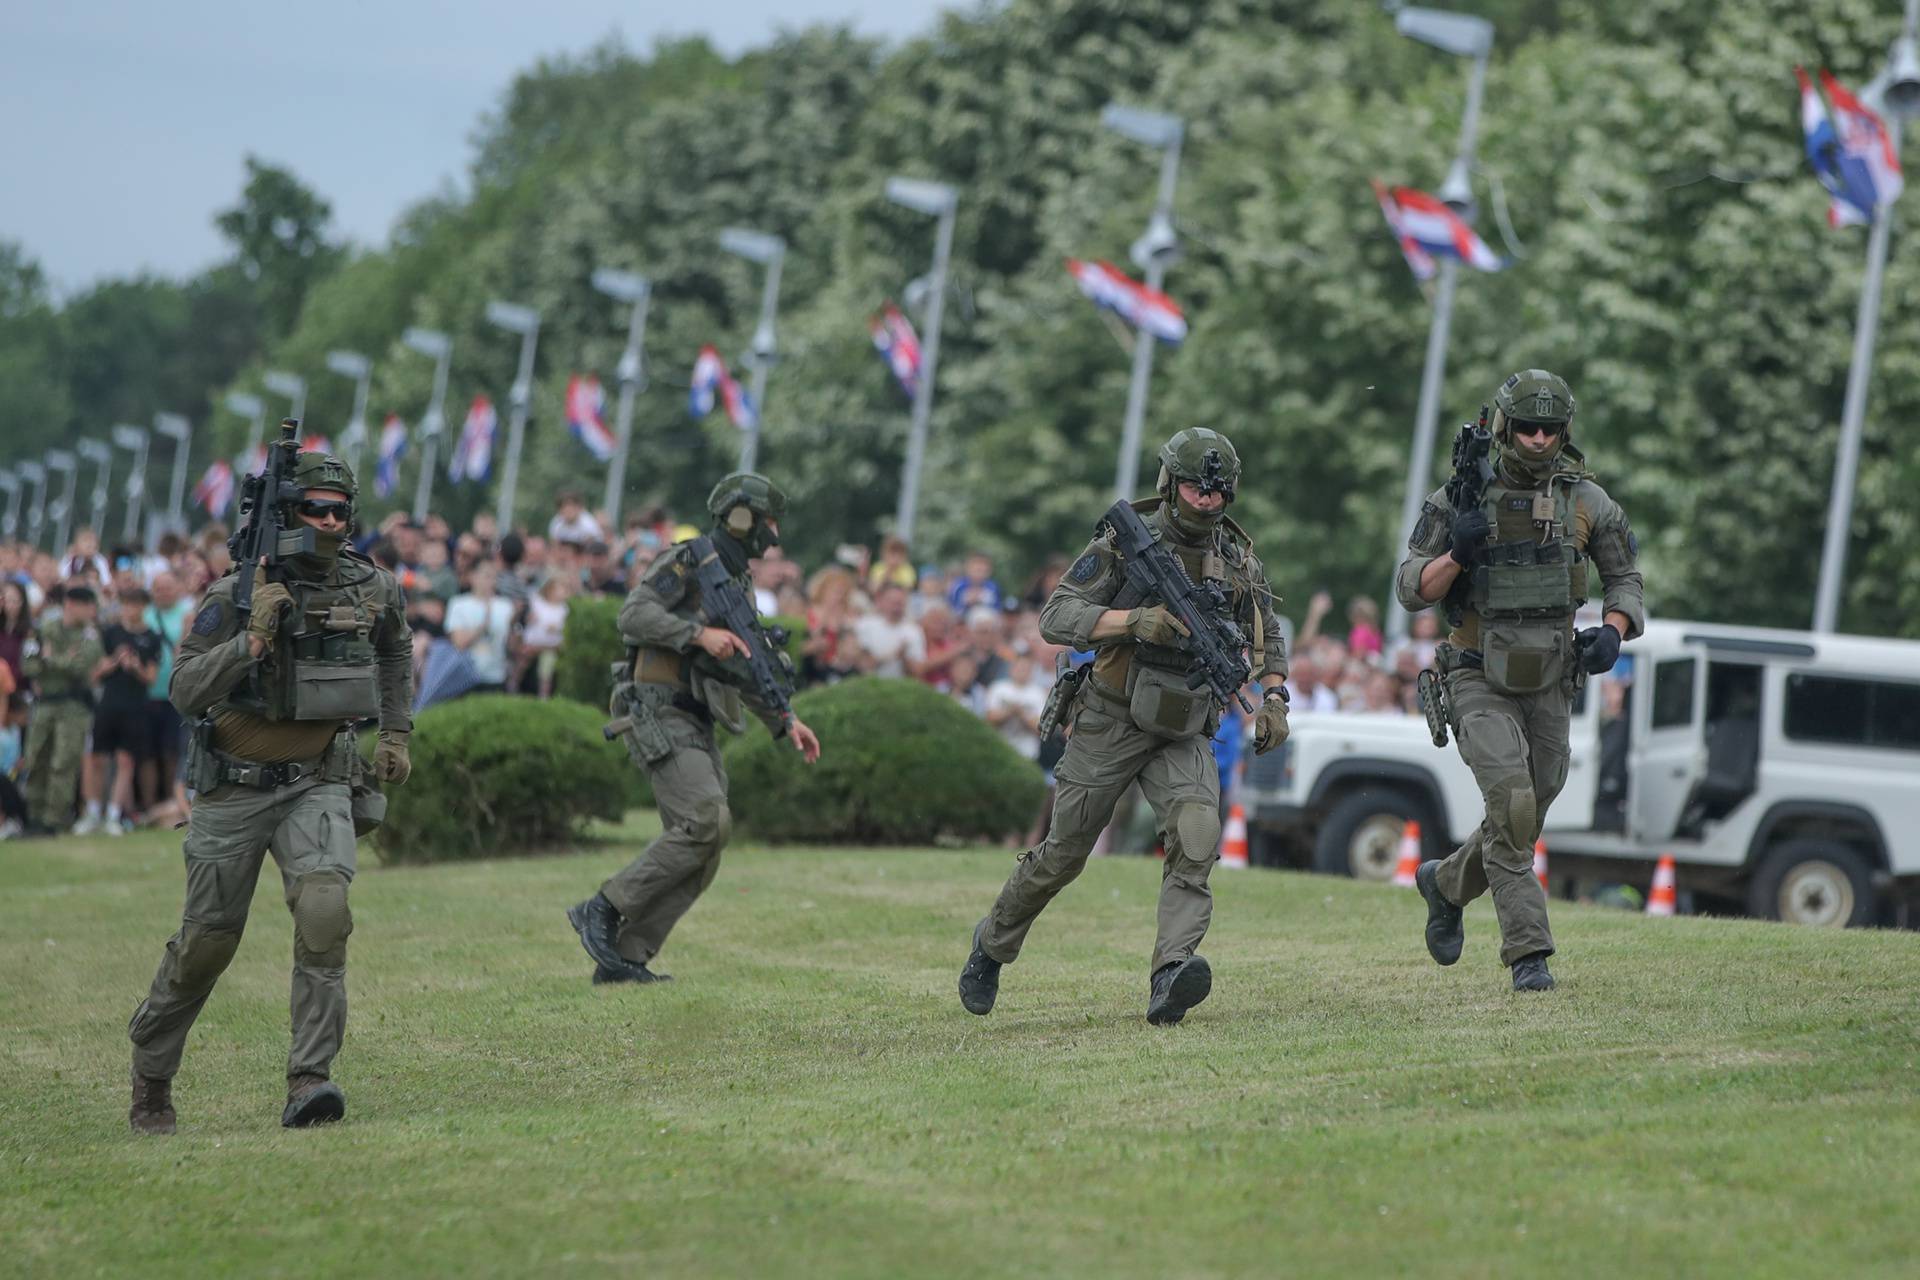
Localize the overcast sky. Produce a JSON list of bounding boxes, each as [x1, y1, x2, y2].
[[2, 0, 952, 295]]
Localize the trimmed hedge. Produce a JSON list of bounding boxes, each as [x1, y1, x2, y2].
[[372, 694, 647, 863], [723, 676, 1046, 845], [553, 593, 808, 708]]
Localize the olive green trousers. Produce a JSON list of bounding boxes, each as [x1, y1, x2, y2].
[[601, 707, 731, 965], [24, 701, 89, 828]]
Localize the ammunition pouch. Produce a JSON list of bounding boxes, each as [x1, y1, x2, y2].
[[1481, 620, 1570, 696], [1127, 662, 1211, 740], [608, 681, 676, 766], [236, 589, 380, 721]]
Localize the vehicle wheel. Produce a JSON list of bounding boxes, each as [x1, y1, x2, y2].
[[1745, 840, 1877, 927], [1313, 788, 1429, 881]]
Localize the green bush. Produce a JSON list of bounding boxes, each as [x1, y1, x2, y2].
[[554, 595, 625, 706], [372, 694, 647, 863], [723, 676, 1046, 845]]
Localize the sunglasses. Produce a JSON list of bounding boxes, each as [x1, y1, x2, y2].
[[298, 499, 354, 521], [1510, 419, 1565, 440]]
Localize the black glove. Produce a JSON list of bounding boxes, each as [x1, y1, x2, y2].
[[1448, 510, 1491, 565], [1576, 623, 1623, 675]]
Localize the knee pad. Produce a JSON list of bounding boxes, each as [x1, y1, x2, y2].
[[291, 871, 353, 966], [1165, 799, 1222, 878], [686, 795, 732, 855], [175, 923, 243, 989], [1486, 774, 1538, 862]]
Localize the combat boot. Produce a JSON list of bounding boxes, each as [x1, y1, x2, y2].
[[1146, 954, 1212, 1026], [129, 1071, 176, 1136], [1510, 952, 1555, 992], [1416, 861, 1464, 966], [567, 893, 651, 982], [957, 919, 1001, 1016], [282, 1074, 346, 1127], [592, 961, 670, 985]]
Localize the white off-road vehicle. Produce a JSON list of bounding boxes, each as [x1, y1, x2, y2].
[[1242, 620, 1920, 926]]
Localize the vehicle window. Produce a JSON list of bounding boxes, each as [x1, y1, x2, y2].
[[1651, 658, 1696, 729], [1785, 674, 1920, 750]]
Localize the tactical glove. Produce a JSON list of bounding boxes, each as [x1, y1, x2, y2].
[[374, 729, 412, 785], [1253, 689, 1290, 754], [1576, 624, 1623, 675], [1126, 605, 1191, 647], [247, 566, 294, 647], [1448, 510, 1492, 565]]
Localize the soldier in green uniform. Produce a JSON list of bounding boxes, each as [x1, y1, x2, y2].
[[22, 585, 105, 832], [126, 454, 413, 1134], [1396, 370, 1644, 992], [958, 429, 1290, 1025], [567, 474, 821, 985]]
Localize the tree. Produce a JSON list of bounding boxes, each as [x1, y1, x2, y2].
[[214, 156, 342, 339]]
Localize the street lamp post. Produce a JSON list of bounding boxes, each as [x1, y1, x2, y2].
[[225, 391, 266, 462], [0, 470, 18, 540], [264, 370, 307, 427], [1386, 5, 1495, 645], [77, 439, 113, 534], [591, 267, 652, 526], [884, 177, 959, 546], [45, 451, 78, 553], [154, 413, 192, 536], [1813, 0, 1920, 633], [326, 350, 374, 485], [18, 461, 47, 548], [112, 424, 150, 544], [718, 228, 786, 473], [403, 328, 453, 522], [485, 300, 541, 532], [1100, 103, 1185, 501]]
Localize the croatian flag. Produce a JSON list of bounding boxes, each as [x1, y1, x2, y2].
[[1799, 67, 1902, 227], [193, 461, 235, 516], [566, 374, 616, 461], [1065, 259, 1187, 345], [1372, 182, 1506, 276], [689, 345, 757, 431], [869, 303, 922, 400], [449, 395, 496, 482], [375, 414, 407, 498], [301, 434, 333, 455]]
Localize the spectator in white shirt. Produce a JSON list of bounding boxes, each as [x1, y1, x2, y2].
[[985, 650, 1050, 761], [852, 584, 926, 678], [445, 561, 516, 689], [547, 490, 605, 547], [1284, 654, 1340, 712]]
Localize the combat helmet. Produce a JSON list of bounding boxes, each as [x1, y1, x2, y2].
[[707, 472, 787, 556], [1155, 427, 1240, 538], [1490, 369, 1575, 477], [292, 451, 359, 503]]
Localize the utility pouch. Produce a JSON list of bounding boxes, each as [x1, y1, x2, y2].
[[291, 662, 380, 720], [607, 681, 675, 766], [1482, 621, 1567, 696], [1128, 662, 1210, 739], [690, 668, 747, 734], [350, 783, 387, 837], [1417, 668, 1450, 748]]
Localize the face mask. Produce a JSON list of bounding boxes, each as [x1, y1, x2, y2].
[[288, 530, 346, 579], [1166, 489, 1226, 541]]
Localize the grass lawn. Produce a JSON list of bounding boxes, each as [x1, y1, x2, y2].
[[3, 813, 1917, 1278]]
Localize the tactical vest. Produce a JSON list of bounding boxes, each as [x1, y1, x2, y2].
[[1092, 504, 1258, 696], [1457, 474, 1588, 695], [228, 572, 382, 722]]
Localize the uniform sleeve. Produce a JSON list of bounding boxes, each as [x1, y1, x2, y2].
[[1395, 487, 1453, 614], [1242, 551, 1288, 682], [617, 552, 702, 652], [1038, 535, 1123, 649], [170, 579, 256, 716], [374, 570, 414, 732], [1583, 485, 1646, 640]]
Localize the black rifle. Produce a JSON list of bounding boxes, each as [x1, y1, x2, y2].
[[1101, 500, 1255, 714], [1439, 405, 1495, 627], [227, 419, 312, 627], [685, 535, 795, 728]]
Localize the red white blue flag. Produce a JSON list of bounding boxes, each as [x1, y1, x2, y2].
[[193, 461, 235, 516], [1372, 181, 1505, 278], [301, 434, 333, 455], [566, 374, 616, 461], [869, 303, 923, 401], [1065, 259, 1187, 345], [375, 414, 407, 498], [1798, 67, 1903, 228], [449, 395, 496, 482], [689, 345, 757, 430]]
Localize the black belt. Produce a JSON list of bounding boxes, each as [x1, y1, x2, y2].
[[670, 692, 713, 724], [211, 750, 326, 789]]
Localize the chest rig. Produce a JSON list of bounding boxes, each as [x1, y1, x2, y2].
[[1091, 505, 1261, 703], [229, 574, 382, 722], [1459, 473, 1588, 694]]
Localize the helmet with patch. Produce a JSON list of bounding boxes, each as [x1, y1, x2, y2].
[[292, 451, 358, 502], [707, 472, 787, 555], [1491, 369, 1576, 467], [1156, 428, 1241, 499]]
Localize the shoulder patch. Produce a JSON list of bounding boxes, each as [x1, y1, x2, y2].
[[191, 601, 225, 637], [1067, 552, 1102, 584], [649, 560, 687, 597]]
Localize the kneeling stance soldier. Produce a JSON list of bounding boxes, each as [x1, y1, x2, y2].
[[128, 442, 412, 1134], [567, 474, 821, 985], [1397, 371, 1643, 991], [959, 429, 1290, 1025]]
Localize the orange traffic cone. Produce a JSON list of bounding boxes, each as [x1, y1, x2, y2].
[[1221, 804, 1251, 869], [1533, 838, 1549, 893], [1646, 854, 1678, 917], [1392, 820, 1422, 887]]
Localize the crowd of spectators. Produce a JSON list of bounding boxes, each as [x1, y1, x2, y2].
[[0, 485, 1452, 841]]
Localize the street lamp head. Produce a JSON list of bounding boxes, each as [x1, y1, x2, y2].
[[326, 350, 371, 379], [111, 424, 148, 451], [153, 413, 191, 441], [77, 440, 113, 464], [18, 461, 46, 482], [225, 391, 263, 418], [1101, 103, 1184, 151], [486, 300, 540, 335], [0, 471, 15, 492], [885, 177, 957, 217], [718, 227, 785, 265], [263, 369, 306, 398], [1436, 158, 1476, 214], [403, 327, 452, 359], [1129, 212, 1182, 271], [45, 450, 76, 471], [1394, 6, 1493, 58], [1886, 34, 1920, 120], [591, 267, 651, 303]]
